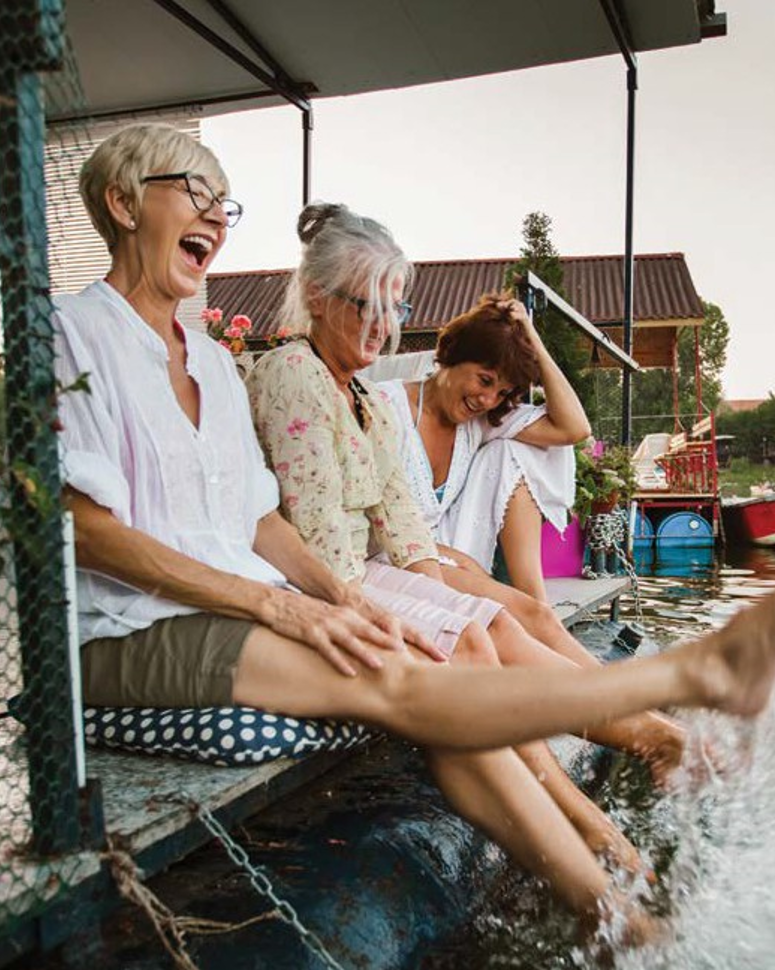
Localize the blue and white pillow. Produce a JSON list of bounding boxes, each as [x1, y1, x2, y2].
[[82, 705, 372, 767]]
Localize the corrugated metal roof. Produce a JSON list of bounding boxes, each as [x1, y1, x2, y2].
[[562, 253, 704, 323], [206, 252, 704, 340], [207, 269, 292, 339]]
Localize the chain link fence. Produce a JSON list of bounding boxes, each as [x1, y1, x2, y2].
[[1, 4, 218, 963], [590, 366, 700, 448], [0, 1, 103, 958]]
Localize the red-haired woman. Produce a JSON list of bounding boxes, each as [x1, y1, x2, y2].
[[379, 295, 688, 785], [379, 292, 588, 605]]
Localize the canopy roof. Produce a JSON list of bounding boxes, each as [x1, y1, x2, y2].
[[54, 0, 726, 123]]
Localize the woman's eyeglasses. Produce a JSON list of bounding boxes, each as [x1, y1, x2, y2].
[[141, 172, 243, 227], [332, 288, 413, 326]]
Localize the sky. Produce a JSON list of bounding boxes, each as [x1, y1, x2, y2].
[[203, 0, 775, 401]]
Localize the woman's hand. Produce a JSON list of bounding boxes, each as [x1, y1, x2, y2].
[[343, 581, 448, 663], [256, 586, 442, 677], [497, 297, 541, 347]]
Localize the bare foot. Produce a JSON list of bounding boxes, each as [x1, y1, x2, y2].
[[639, 719, 731, 792], [582, 897, 672, 960], [632, 718, 686, 788], [618, 906, 672, 949], [576, 816, 647, 878], [681, 592, 775, 717]]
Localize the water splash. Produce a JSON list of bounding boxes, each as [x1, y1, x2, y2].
[[477, 547, 775, 969], [609, 703, 775, 970]]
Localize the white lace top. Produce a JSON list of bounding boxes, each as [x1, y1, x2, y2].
[[378, 379, 576, 570]]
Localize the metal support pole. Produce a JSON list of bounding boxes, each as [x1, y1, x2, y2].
[[694, 324, 703, 419], [621, 63, 637, 447], [302, 106, 313, 206], [672, 335, 681, 433], [599, 0, 638, 447], [0, 1, 82, 855]]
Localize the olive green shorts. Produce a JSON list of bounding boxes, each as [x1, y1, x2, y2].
[[80, 613, 256, 708]]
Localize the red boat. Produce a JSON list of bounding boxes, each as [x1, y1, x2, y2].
[[722, 493, 775, 546]]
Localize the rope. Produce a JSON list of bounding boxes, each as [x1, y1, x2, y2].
[[102, 839, 200, 970], [138, 791, 349, 970], [102, 840, 282, 970]]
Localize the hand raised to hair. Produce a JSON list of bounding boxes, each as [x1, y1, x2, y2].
[[497, 297, 542, 348]]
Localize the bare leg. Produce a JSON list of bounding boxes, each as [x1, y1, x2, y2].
[[236, 623, 631, 919], [232, 589, 775, 757], [516, 741, 642, 874], [424, 746, 613, 916], [452, 627, 642, 875], [442, 567, 686, 785], [499, 480, 548, 601], [227, 595, 775, 927]]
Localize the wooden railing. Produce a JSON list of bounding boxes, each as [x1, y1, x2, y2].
[[655, 414, 718, 495]]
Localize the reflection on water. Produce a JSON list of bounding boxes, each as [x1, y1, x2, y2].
[[458, 545, 775, 969]]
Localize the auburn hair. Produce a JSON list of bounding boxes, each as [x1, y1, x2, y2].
[[435, 293, 540, 425]]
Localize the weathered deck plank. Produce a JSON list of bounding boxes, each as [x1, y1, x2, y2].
[[547, 575, 630, 626]]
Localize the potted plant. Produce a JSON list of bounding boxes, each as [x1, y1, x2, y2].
[[574, 443, 636, 524]]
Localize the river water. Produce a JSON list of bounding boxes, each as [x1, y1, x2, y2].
[[440, 544, 775, 969]]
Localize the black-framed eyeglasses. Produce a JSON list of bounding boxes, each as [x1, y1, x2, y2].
[[141, 172, 243, 227], [331, 288, 413, 327]]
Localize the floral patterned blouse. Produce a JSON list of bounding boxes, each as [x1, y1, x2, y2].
[[247, 341, 438, 582]]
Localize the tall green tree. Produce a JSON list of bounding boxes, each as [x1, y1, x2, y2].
[[677, 300, 729, 413], [505, 212, 595, 415], [594, 298, 731, 441], [717, 395, 775, 462]]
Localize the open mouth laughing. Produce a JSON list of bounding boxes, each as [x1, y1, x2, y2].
[[179, 233, 215, 269]]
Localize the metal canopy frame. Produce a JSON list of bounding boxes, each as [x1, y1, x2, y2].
[[62, 0, 727, 428], [598, 0, 638, 446], [154, 0, 718, 438], [525, 271, 640, 372], [149, 0, 315, 203]]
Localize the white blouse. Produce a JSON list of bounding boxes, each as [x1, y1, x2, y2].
[[378, 379, 576, 570], [54, 281, 284, 645]]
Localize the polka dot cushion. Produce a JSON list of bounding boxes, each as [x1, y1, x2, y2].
[[82, 706, 372, 767]]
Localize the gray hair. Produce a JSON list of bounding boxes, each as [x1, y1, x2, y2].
[[280, 202, 412, 353], [80, 123, 229, 251]]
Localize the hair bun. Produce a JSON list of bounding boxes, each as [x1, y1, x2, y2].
[[297, 202, 346, 244]]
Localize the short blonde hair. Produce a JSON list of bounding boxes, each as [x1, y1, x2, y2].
[[79, 123, 229, 251]]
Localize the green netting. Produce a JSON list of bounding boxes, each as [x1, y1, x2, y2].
[[1, 4, 211, 959], [590, 366, 699, 445], [0, 0, 98, 951]]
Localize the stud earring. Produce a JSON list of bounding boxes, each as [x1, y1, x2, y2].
[[128, 218, 136, 230]]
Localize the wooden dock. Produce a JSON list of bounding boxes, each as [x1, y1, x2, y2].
[[547, 575, 629, 626], [0, 575, 630, 963]]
